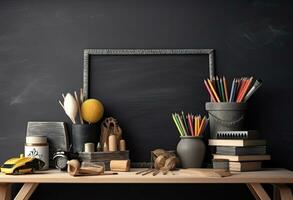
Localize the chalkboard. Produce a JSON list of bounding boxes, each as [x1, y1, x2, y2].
[[84, 49, 215, 161]]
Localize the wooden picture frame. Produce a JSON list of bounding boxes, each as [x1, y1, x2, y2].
[[83, 49, 215, 99]]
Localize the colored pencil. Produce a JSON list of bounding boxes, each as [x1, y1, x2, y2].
[[187, 114, 194, 136], [204, 76, 261, 103], [223, 76, 229, 102], [219, 77, 225, 102], [172, 112, 208, 137], [207, 79, 220, 102], [237, 77, 253, 102], [181, 111, 190, 135], [229, 79, 235, 102], [175, 114, 186, 136], [243, 79, 262, 102], [204, 80, 216, 102], [174, 114, 185, 136], [216, 76, 222, 101], [172, 114, 183, 136]]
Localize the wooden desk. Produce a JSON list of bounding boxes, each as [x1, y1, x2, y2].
[[0, 169, 292, 200]]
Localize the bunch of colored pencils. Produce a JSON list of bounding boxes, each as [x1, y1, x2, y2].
[[171, 111, 208, 137], [204, 76, 262, 103]]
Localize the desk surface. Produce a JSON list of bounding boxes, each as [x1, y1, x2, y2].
[[1, 169, 293, 184]]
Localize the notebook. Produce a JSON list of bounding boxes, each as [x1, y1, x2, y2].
[[216, 130, 259, 139], [213, 154, 271, 162], [209, 139, 266, 147], [229, 161, 262, 172], [216, 146, 266, 155]]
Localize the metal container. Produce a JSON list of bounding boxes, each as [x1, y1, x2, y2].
[[205, 102, 247, 139], [71, 124, 99, 153], [25, 136, 49, 170], [176, 136, 205, 168]]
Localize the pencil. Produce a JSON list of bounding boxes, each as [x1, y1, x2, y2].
[[233, 79, 239, 102], [198, 116, 206, 135], [197, 115, 201, 135], [243, 79, 262, 102], [177, 114, 187, 136], [237, 78, 247, 101], [187, 114, 194, 136], [237, 77, 253, 102], [172, 114, 183, 136], [207, 79, 220, 102], [219, 77, 225, 102], [204, 80, 216, 102], [194, 116, 198, 136], [216, 76, 222, 101], [174, 114, 184, 136], [229, 79, 235, 102], [181, 111, 190, 135], [223, 76, 229, 102]]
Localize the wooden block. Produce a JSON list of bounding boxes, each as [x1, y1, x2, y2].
[[119, 140, 126, 151], [26, 121, 69, 167], [79, 151, 129, 170], [110, 160, 130, 172], [108, 135, 117, 152]]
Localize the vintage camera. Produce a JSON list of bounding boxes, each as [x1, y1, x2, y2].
[[53, 150, 79, 170]]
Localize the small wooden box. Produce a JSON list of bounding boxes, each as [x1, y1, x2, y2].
[[79, 151, 129, 170]]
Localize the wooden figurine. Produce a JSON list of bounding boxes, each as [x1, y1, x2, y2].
[[119, 140, 126, 151], [100, 117, 122, 148], [108, 135, 117, 152]]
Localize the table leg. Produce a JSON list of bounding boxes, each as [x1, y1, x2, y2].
[[0, 183, 12, 200], [273, 184, 293, 200], [247, 183, 271, 200], [14, 183, 39, 200]]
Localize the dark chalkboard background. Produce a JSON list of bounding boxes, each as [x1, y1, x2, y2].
[[90, 55, 209, 161], [0, 0, 292, 199]]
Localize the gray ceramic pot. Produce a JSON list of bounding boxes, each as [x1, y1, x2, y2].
[[176, 136, 205, 168]]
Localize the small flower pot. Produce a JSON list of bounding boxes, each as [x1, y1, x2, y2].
[[176, 136, 206, 168], [71, 124, 99, 153]]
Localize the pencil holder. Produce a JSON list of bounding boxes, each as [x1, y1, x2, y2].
[[176, 136, 205, 168], [205, 102, 247, 139], [71, 124, 99, 153]]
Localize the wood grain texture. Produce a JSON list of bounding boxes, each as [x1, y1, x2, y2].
[[0, 169, 293, 184], [0, 184, 11, 200], [246, 183, 271, 200], [274, 184, 293, 200], [14, 183, 39, 200]]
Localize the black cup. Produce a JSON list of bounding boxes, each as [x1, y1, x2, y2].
[[71, 124, 99, 153]]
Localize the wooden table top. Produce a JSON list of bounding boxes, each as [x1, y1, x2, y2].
[[0, 168, 293, 184]]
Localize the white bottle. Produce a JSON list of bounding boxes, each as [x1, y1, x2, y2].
[[25, 136, 49, 170]]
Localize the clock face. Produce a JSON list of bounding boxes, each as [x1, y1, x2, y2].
[[55, 156, 68, 170]]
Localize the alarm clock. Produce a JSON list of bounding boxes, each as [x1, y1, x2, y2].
[[53, 151, 79, 170]]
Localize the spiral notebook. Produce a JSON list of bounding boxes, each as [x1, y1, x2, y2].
[[216, 130, 259, 139]]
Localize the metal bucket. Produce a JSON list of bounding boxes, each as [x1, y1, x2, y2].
[[205, 102, 247, 139]]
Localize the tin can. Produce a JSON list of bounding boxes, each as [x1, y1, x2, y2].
[[25, 136, 49, 170]]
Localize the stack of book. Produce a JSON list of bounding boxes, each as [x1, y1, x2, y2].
[[209, 130, 271, 172]]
